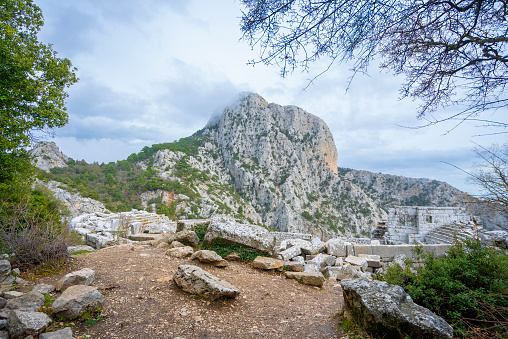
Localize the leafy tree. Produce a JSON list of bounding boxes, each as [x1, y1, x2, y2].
[[0, 0, 77, 182], [240, 0, 508, 125]]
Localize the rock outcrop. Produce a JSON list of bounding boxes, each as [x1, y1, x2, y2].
[[30, 141, 68, 172]]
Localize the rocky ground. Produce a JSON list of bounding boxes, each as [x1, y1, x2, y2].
[[30, 244, 345, 338]]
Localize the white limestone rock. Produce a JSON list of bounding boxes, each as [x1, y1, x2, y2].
[[51, 285, 104, 320], [173, 265, 240, 300], [55, 268, 95, 292], [204, 217, 275, 254], [166, 246, 194, 258], [39, 327, 75, 339], [8, 310, 52, 339], [284, 271, 325, 287], [190, 250, 228, 267], [341, 279, 453, 338], [5, 292, 44, 312]]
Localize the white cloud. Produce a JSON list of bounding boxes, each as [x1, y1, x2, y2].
[[35, 0, 507, 194]]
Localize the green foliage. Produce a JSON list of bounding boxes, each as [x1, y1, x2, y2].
[[202, 239, 270, 262], [81, 306, 103, 326], [126, 136, 207, 163], [379, 240, 508, 337], [0, 184, 70, 269], [0, 0, 77, 167], [301, 210, 313, 220], [70, 250, 94, 255], [192, 222, 209, 243]]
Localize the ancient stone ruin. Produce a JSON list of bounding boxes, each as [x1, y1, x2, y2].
[[373, 206, 482, 245]]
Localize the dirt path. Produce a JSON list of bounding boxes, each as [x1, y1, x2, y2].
[[34, 244, 346, 338]]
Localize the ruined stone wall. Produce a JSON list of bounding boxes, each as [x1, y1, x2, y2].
[[387, 206, 472, 244]]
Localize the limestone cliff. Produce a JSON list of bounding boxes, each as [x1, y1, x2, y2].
[[340, 169, 463, 211], [32, 93, 465, 240], [201, 93, 384, 238], [30, 141, 68, 171]]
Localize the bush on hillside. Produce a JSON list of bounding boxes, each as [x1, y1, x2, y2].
[[0, 185, 70, 269], [379, 239, 508, 338]]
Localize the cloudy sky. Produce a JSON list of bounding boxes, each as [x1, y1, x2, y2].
[[36, 0, 506, 193]]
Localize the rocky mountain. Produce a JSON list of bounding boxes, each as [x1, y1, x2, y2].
[[33, 93, 463, 240], [340, 169, 462, 212], [29, 141, 68, 171]]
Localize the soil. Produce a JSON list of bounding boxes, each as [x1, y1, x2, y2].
[[28, 243, 347, 339]]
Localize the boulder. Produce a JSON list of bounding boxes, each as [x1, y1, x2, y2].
[[67, 245, 94, 254], [51, 285, 104, 320], [284, 272, 325, 287], [278, 245, 302, 261], [5, 292, 45, 312], [284, 262, 304, 272], [170, 231, 199, 248], [327, 238, 347, 257], [39, 327, 74, 339], [32, 284, 55, 294], [335, 266, 364, 280], [2, 291, 23, 300], [322, 266, 342, 279], [341, 279, 453, 339], [300, 237, 325, 255], [224, 252, 241, 261], [190, 250, 228, 267], [55, 268, 95, 292], [290, 256, 305, 265], [252, 257, 284, 270], [309, 253, 335, 269], [168, 241, 185, 249], [8, 310, 52, 339], [166, 246, 194, 258], [304, 262, 321, 273], [345, 256, 368, 272], [358, 254, 382, 268], [86, 233, 114, 249], [173, 265, 240, 300], [0, 261, 13, 285], [203, 218, 275, 254]]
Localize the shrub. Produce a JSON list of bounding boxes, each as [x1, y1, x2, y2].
[[0, 187, 70, 270], [201, 239, 270, 262], [379, 239, 508, 338], [192, 222, 209, 243]]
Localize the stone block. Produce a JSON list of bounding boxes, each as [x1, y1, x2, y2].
[[278, 245, 302, 261], [326, 239, 347, 257], [371, 245, 399, 259], [354, 245, 373, 256], [345, 243, 355, 256], [284, 272, 325, 287], [252, 257, 284, 270], [345, 256, 368, 272], [173, 265, 240, 300]]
